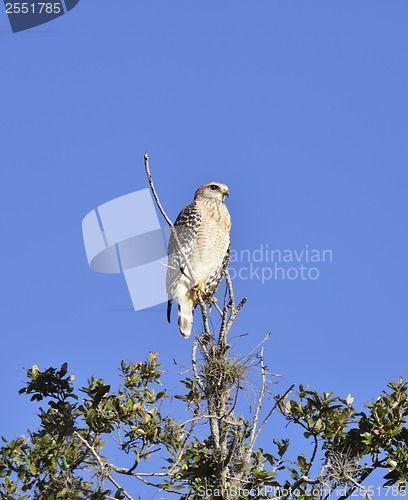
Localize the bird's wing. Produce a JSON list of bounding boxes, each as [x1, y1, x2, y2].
[[166, 201, 202, 306]]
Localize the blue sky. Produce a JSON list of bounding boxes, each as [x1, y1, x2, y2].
[[1, 1, 407, 497]]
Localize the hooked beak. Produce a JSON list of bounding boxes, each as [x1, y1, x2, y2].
[[221, 187, 230, 197]]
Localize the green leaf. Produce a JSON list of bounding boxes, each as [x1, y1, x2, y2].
[[59, 362, 68, 377], [314, 418, 323, 432], [27, 461, 37, 475]]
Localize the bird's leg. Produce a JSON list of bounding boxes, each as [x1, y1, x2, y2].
[[191, 277, 217, 304], [192, 279, 205, 293], [191, 279, 210, 300]]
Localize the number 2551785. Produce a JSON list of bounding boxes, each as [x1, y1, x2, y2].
[[5, 3, 62, 14]]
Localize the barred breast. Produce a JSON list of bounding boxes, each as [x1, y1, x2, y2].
[[190, 198, 231, 285]]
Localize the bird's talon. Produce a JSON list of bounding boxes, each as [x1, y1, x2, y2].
[[199, 291, 216, 304], [192, 280, 205, 292]]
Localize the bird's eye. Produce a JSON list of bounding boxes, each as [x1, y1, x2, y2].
[[210, 185, 218, 191]]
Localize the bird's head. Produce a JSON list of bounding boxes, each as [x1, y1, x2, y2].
[[194, 182, 229, 202]]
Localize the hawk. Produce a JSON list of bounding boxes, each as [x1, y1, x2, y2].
[[166, 182, 231, 338]]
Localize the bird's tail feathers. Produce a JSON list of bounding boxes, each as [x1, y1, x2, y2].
[[178, 304, 194, 338], [177, 286, 195, 339], [167, 299, 173, 323]]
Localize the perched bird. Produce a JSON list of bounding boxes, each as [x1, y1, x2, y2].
[[166, 182, 231, 338]]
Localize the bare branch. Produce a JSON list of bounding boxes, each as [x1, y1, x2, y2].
[[144, 152, 173, 228], [224, 415, 245, 471], [74, 431, 135, 500], [192, 339, 206, 392], [248, 348, 267, 451], [219, 271, 234, 343], [336, 460, 386, 500], [345, 476, 372, 500], [212, 299, 224, 317], [254, 383, 296, 444], [218, 271, 247, 344], [273, 475, 322, 500], [225, 271, 235, 311], [235, 297, 247, 315], [197, 292, 211, 336]]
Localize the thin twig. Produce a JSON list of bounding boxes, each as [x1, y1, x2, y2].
[[160, 262, 178, 271], [276, 475, 322, 500], [254, 383, 296, 444], [212, 299, 224, 317], [242, 331, 271, 361], [308, 432, 319, 475], [196, 293, 211, 336], [248, 348, 267, 451], [235, 297, 247, 315], [219, 271, 247, 343], [346, 476, 372, 500], [144, 152, 173, 228], [219, 271, 235, 344], [225, 271, 235, 310], [336, 460, 385, 500], [74, 431, 135, 500], [192, 339, 206, 392]]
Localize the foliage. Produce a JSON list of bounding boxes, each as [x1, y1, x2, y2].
[[1, 354, 407, 500]]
